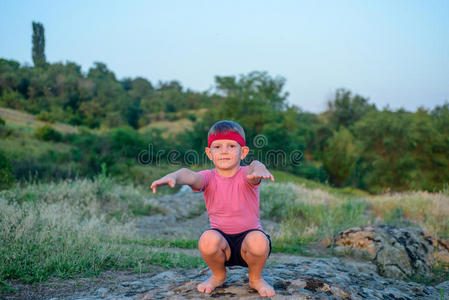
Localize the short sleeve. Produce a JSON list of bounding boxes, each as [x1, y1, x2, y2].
[[190, 169, 213, 192]]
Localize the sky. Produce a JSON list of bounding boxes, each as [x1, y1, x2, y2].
[[1, 0, 448, 113]]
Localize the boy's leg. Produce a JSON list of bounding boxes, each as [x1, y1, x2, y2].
[[197, 230, 231, 294], [241, 231, 275, 297]]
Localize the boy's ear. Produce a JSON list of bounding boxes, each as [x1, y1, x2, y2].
[[205, 147, 213, 161], [240, 146, 250, 159]]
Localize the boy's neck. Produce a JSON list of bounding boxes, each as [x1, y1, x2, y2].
[[215, 165, 240, 177]]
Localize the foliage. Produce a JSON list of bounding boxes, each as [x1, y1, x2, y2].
[[32, 22, 46, 67], [34, 125, 62, 142], [0, 150, 15, 190], [322, 128, 360, 186], [1, 53, 448, 192], [353, 107, 449, 192], [326, 88, 376, 130]]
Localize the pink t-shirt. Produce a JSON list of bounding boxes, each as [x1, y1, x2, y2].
[[193, 166, 262, 234]]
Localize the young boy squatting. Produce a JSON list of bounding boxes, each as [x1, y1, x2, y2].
[[150, 120, 275, 297]]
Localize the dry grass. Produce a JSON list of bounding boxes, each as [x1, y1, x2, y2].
[[367, 191, 449, 238], [0, 176, 203, 283], [260, 182, 449, 243], [138, 118, 193, 138], [0, 107, 78, 134]]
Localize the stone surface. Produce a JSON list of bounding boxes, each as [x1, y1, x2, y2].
[[333, 225, 435, 279], [12, 258, 444, 300]]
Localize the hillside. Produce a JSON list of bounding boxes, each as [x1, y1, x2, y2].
[[0, 107, 78, 133]]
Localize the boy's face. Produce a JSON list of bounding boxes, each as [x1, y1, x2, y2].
[[205, 139, 249, 171]]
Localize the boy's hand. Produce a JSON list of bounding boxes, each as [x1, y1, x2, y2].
[[247, 161, 275, 183], [150, 175, 176, 194], [247, 171, 275, 182]]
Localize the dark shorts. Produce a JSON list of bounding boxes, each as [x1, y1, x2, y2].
[[208, 228, 272, 267]]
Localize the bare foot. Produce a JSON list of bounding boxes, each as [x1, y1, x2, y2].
[[249, 278, 275, 297], [197, 275, 226, 294]]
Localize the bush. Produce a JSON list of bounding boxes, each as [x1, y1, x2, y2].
[[34, 125, 62, 142], [0, 118, 13, 138], [0, 150, 15, 190], [290, 162, 328, 183], [11, 157, 78, 182], [187, 113, 197, 122], [36, 111, 54, 123]]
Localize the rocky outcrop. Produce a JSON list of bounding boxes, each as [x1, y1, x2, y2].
[[333, 225, 436, 279], [42, 257, 446, 299]]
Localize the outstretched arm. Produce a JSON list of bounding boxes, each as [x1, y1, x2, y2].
[[150, 168, 203, 194], [246, 160, 274, 185]]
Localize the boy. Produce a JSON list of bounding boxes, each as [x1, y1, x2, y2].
[[150, 120, 275, 297]]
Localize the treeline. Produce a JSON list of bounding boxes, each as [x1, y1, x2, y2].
[[1, 58, 448, 193], [0, 59, 212, 128]]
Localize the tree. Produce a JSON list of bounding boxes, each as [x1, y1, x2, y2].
[[213, 71, 288, 135], [326, 89, 376, 130], [353, 110, 418, 192], [322, 128, 360, 186], [32, 22, 46, 67]]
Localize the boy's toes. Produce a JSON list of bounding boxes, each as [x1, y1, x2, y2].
[[249, 278, 275, 297], [266, 288, 275, 297]]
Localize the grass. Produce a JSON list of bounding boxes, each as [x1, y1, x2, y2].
[[260, 182, 370, 242], [0, 125, 73, 161], [407, 262, 449, 286], [1, 167, 448, 286], [0, 175, 203, 284], [0, 107, 78, 134], [271, 170, 370, 197], [122, 238, 199, 249], [138, 118, 194, 138], [367, 191, 449, 238]]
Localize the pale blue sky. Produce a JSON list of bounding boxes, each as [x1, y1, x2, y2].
[[1, 0, 448, 113]]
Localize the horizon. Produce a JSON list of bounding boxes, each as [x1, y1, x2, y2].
[[1, 0, 448, 113]]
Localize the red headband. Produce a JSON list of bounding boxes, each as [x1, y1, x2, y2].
[[208, 131, 245, 147]]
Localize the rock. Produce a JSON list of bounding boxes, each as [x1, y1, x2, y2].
[[95, 287, 108, 297], [333, 226, 377, 259], [62, 260, 444, 299], [4, 257, 446, 299], [333, 225, 434, 279], [435, 281, 449, 297]]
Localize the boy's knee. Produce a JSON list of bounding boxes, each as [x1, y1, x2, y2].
[[198, 230, 223, 255], [243, 231, 270, 256]]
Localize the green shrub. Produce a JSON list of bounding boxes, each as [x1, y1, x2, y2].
[[34, 125, 62, 142], [0, 118, 13, 138], [36, 111, 54, 122], [290, 162, 328, 182], [0, 150, 15, 190], [187, 113, 197, 122]]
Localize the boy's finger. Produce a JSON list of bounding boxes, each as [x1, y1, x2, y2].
[[169, 179, 175, 187], [152, 186, 156, 194]]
